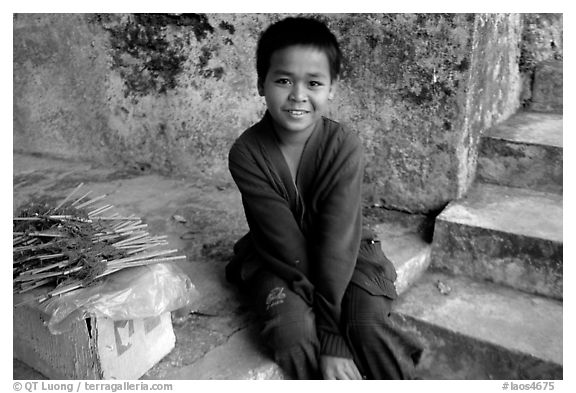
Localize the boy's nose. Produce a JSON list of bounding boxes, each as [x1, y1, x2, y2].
[[289, 85, 307, 102]]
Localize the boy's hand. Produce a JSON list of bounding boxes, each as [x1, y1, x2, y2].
[[320, 355, 363, 380]]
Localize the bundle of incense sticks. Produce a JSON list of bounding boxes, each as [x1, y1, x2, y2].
[[13, 183, 187, 304]]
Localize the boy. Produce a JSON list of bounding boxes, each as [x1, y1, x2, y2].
[[226, 16, 421, 380]]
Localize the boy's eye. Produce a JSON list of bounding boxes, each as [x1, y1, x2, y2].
[[309, 81, 323, 87], [275, 79, 292, 85]]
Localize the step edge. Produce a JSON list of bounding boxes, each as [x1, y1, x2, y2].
[[156, 325, 285, 380], [435, 214, 563, 244], [481, 134, 563, 149], [394, 272, 563, 366], [437, 184, 563, 243]]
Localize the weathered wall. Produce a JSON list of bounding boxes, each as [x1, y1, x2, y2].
[[13, 14, 114, 164], [13, 13, 270, 176], [455, 14, 524, 198], [518, 13, 563, 107], [13, 13, 561, 213], [329, 14, 476, 212]]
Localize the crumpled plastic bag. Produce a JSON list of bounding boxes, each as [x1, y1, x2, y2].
[[39, 263, 199, 335]]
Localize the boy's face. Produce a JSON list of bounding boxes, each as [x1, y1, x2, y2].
[[258, 45, 336, 139]]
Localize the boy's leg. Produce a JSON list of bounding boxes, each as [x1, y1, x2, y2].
[[249, 269, 321, 380], [341, 283, 422, 380]]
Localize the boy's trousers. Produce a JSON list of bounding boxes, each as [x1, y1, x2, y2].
[[249, 268, 422, 380]]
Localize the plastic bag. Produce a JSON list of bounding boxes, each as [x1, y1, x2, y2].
[[39, 263, 199, 335]]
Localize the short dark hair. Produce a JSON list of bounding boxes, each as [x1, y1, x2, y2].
[[256, 17, 342, 85]]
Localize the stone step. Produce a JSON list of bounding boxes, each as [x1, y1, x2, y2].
[[430, 182, 562, 299], [530, 59, 563, 114], [144, 324, 285, 380], [371, 218, 432, 295], [392, 271, 563, 379], [477, 111, 563, 194]]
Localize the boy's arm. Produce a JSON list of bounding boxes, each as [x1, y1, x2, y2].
[[312, 132, 364, 359], [228, 141, 312, 296]]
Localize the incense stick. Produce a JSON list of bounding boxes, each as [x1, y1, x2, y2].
[[13, 187, 187, 306], [52, 183, 84, 211]]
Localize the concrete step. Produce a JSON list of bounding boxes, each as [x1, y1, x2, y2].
[[530, 59, 563, 114], [392, 270, 563, 379], [430, 182, 562, 299], [477, 111, 562, 194], [144, 324, 284, 380], [370, 215, 432, 295]]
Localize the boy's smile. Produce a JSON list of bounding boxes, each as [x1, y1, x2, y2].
[[258, 45, 336, 143]]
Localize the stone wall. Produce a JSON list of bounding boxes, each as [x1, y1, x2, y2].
[[455, 14, 524, 199], [13, 13, 562, 213], [518, 13, 563, 107]]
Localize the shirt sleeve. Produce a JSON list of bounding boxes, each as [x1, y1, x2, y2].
[[311, 132, 364, 358], [228, 140, 313, 302]]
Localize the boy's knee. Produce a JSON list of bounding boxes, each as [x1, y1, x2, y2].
[[267, 315, 317, 351], [346, 316, 385, 341], [261, 294, 317, 351], [344, 285, 394, 325]]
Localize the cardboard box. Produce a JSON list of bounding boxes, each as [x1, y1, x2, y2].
[[13, 294, 175, 380]]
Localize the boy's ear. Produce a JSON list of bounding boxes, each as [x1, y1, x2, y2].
[[328, 79, 338, 100], [257, 79, 265, 97]]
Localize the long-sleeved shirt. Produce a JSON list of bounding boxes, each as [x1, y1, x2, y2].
[[228, 111, 364, 358]]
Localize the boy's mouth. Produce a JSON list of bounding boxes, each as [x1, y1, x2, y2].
[[285, 109, 310, 116]]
